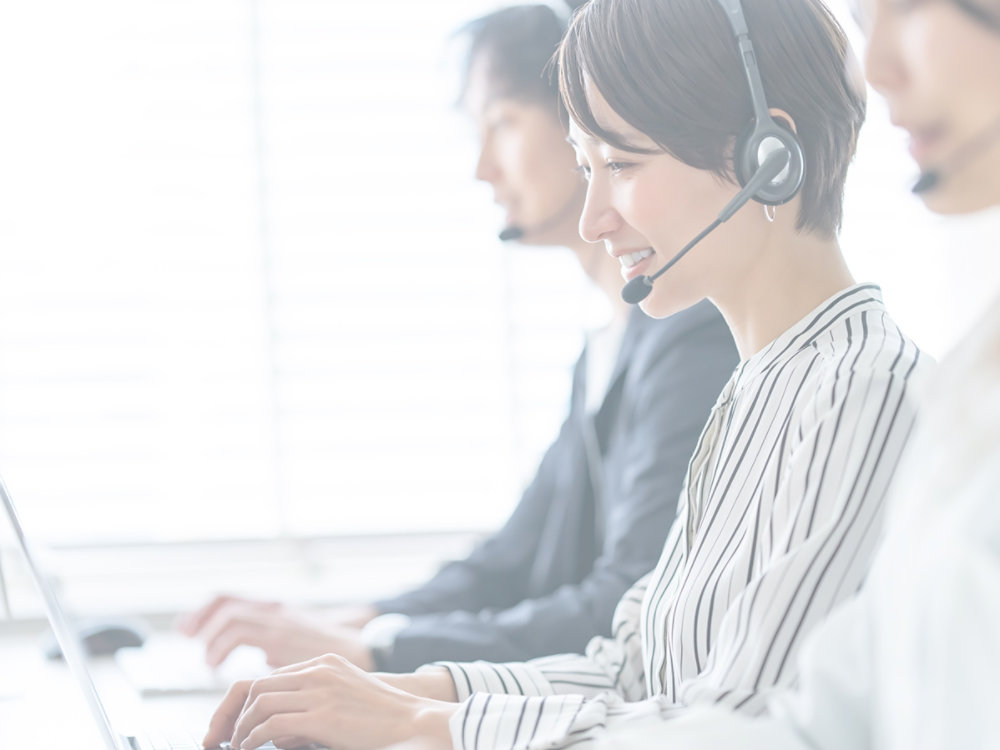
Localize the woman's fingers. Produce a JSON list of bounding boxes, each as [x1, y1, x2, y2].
[[232, 689, 311, 749], [209, 656, 452, 750], [239, 713, 313, 750], [202, 679, 255, 747], [205, 670, 310, 747]]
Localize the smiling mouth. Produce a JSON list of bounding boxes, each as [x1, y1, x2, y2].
[[619, 248, 654, 269], [897, 120, 947, 164]]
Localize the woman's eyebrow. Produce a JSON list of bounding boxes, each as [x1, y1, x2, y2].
[[953, 0, 1000, 30], [566, 128, 648, 150]]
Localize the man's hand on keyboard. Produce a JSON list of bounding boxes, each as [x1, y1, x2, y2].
[[177, 595, 375, 671]]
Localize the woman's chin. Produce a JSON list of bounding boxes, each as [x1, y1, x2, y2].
[[639, 289, 705, 320], [921, 188, 1000, 216]]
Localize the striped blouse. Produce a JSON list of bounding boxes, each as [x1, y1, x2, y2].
[[433, 284, 930, 750]]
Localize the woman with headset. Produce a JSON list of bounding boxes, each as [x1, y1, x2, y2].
[[201, 2, 931, 748], [179, 0, 736, 677]]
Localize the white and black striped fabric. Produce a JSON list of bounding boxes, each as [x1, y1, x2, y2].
[[433, 284, 930, 750]]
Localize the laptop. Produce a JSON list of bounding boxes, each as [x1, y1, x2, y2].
[[0, 472, 293, 750]]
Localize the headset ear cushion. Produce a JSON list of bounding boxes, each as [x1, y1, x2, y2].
[[735, 118, 760, 187], [735, 117, 805, 206]]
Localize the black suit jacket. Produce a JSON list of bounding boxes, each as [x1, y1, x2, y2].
[[374, 300, 737, 671]]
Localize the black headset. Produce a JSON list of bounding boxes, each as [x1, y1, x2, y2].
[[716, 0, 805, 205], [620, 0, 807, 303]]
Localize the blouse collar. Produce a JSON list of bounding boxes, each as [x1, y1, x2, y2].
[[725, 283, 885, 401]]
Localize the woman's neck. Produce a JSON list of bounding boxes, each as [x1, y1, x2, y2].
[[711, 232, 855, 361]]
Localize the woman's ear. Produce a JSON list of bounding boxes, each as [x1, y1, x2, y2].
[[768, 107, 798, 135]]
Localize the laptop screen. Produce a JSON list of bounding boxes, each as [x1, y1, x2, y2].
[[0, 473, 132, 750]]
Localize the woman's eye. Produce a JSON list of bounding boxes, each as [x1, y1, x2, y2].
[[487, 116, 512, 133], [886, 0, 928, 12], [606, 160, 634, 175]]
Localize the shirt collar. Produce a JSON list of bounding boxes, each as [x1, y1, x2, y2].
[[726, 283, 885, 400]]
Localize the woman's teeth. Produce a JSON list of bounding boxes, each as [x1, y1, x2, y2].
[[620, 248, 654, 268]]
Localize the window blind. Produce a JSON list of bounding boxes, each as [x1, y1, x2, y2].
[[3, 0, 996, 550], [0, 0, 596, 545]]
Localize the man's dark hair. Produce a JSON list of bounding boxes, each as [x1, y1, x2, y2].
[[456, 3, 586, 107]]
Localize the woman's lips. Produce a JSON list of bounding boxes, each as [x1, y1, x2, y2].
[[906, 124, 947, 165], [616, 248, 655, 281]]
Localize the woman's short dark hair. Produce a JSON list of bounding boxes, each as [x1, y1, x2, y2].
[[952, 0, 1000, 30], [558, 0, 867, 237], [455, 3, 586, 108]]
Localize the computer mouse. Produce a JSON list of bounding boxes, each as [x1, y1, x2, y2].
[[43, 618, 148, 660]]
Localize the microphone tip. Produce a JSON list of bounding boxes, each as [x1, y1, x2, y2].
[[912, 171, 939, 194], [498, 226, 525, 242], [621, 276, 652, 305]]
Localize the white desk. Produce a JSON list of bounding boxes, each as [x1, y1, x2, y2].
[[0, 624, 225, 749], [0, 533, 481, 747]]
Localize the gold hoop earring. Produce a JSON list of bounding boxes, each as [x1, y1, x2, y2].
[[764, 204, 776, 223]]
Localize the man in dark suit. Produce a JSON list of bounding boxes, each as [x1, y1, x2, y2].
[[178, 2, 737, 673]]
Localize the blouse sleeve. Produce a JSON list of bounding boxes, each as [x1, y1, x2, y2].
[[439, 363, 922, 750], [430, 564, 659, 704]]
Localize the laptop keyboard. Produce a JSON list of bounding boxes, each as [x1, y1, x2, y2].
[[125, 736, 281, 750], [124, 733, 200, 750]]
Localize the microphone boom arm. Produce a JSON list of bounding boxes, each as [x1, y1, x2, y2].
[[622, 149, 791, 304]]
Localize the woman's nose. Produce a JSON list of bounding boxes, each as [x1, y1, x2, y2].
[[578, 181, 620, 244], [474, 142, 500, 184], [863, 10, 905, 96]]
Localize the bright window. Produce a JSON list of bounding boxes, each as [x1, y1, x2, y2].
[[0, 0, 596, 547], [0, 0, 997, 555]]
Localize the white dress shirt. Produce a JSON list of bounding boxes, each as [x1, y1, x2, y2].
[[590, 291, 1000, 750], [431, 285, 930, 750]]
